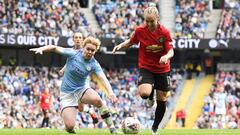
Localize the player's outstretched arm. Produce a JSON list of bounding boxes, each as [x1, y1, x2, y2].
[[112, 39, 132, 54], [96, 72, 117, 103], [29, 45, 64, 55]]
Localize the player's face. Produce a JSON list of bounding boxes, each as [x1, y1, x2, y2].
[[73, 33, 83, 48], [145, 14, 158, 31], [83, 43, 97, 60], [44, 88, 49, 94]]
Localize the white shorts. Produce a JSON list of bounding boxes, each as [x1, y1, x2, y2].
[[60, 88, 89, 112], [215, 106, 226, 115]]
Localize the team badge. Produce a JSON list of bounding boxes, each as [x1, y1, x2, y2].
[[86, 66, 91, 71], [159, 37, 165, 43]]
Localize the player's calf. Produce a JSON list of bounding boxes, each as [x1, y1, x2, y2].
[[99, 105, 118, 133], [147, 90, 155, 107]]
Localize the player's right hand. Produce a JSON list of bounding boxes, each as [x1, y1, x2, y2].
[[112, 44, 122, 54], [29, 48, 43, 55], [108, 92, 117, 103]]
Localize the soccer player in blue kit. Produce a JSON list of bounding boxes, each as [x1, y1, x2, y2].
[[30, 37, 118, 134]]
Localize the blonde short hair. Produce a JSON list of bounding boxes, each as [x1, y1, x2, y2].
[[144, 6, 159, 19], [82, 37, 101, 50]]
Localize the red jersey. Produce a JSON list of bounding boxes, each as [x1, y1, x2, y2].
[[40, 93, 52, 110], [130, 24, 173, 74]]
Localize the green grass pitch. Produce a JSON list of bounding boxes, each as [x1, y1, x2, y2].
[[0, 129, 240, 135]]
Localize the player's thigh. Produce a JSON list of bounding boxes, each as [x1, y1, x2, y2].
[[43, 109, 49, 117], [61, 107, 78, 125], [138, 68, 154, 95], [80, 88, 103, 107], [154, 72, 171, 101]]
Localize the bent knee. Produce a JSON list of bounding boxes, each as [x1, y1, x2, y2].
[[94, 99, 103, 108], [139, 92, 149, 99], [157, 91, 170, 101], [78, 105, 84, 112], [65, 122, 75, 131]]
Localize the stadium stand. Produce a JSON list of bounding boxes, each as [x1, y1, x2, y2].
[[216, 1, 240, 38], [196, 71, 240, 129], [0, 0, 92, 37], [92, 0, 156, 39], [166, 77, 197, 128], [175, 0, 211, 38], [93, 0, 211, 39]]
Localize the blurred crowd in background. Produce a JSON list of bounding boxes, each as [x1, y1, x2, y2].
[[0, 66, 183, 129], [174, 0, 210, 38], [1, 0, 239, 39], [0, 0, 92, 37], [216, 1, 240, 38], [196, 71, 240, 129]]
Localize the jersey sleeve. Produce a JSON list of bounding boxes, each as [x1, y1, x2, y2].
[[130, 28, 139, 44], [59, 48, 77, 57], [164, 29, 173, 51], [92, 60, 104, 75]]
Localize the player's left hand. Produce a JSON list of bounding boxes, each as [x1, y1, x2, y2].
[[108, 92, 117, 103], [159, 55, 168, 64]]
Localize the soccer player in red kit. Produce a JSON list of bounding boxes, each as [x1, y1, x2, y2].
[[112, 6, 174, 135], [39, 87, 52, 128]]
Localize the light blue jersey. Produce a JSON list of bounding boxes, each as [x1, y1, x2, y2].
[[60, 48, 103, 93]]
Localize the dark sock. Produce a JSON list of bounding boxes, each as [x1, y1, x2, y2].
[[148, 89, 154, 100], [152, 101, 166, 130], [41, 118, 46, 127], [46, 117, 49, 127]]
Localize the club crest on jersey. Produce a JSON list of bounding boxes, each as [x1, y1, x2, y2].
[[159, 37, 165, 43], [86, 66, 91, 71]]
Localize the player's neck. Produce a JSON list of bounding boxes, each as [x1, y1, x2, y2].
[[147, 24, 159, 32]]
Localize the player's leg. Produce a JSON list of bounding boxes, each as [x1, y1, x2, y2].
[[41, 109, 47, 128], [78, 103, 98, 125], [152, 72, 171, 134], [60, 92, 78, 133], [45, 109, 50, 127], [138, 68, 155, 107], [41, 109, 50, 128], [61, 107, 78, 133], [147, 85, 156, 107], [80, 88, 117, 134], [78, 103, 84, 112]]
